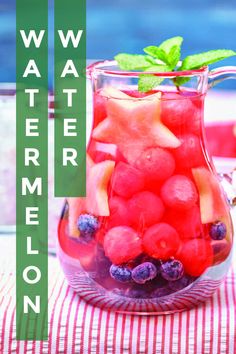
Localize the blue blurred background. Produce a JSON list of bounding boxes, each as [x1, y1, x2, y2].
[[0, 0, 236, 89]]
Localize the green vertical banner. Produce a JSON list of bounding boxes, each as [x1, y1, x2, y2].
[[16, 0, 48, 340], [54, 0, 86, 197]]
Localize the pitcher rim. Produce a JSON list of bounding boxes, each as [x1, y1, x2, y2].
[[87, 60, 209, 78]]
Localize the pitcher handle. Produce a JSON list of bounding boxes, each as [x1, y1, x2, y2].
[[208, 66, 236, 88], [208, 66, 236, 200]]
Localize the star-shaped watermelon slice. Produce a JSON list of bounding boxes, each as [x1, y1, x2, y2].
[[92, 87, 181, 163]]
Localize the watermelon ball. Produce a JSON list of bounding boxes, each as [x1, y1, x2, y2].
[[160, 259, 184, 281], [143, 223, 180, 260], [161, 175, 198, 211], [174, 134, 203, 169], [111, 162, 145, 198], [177, 239, 213, 276], [103, 226, 142, 264], [209, 221, 227, 240], [109, 264, 132, 283], [108, 196, 131, 228], [164, 206, 203, 240], [128, 191, 165, 227], [131, 262, 158, 284], [134, 147, 175, 182], [161, 95, 195, 129]]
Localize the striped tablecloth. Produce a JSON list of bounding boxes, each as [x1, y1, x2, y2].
[[0, 231, 236, 354]]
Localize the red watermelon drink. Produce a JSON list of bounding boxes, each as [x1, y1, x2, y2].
[[57, 60, 234, 314]]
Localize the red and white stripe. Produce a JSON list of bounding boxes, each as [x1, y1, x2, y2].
[[1, 243, 236, 353]]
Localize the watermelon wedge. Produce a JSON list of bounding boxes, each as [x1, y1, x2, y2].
[[86, 160, 115, 216], [67, 197, 86, 238], [67, 154, 94, 237], [67, 156, 115, 236], [192, 167, 229, 224]]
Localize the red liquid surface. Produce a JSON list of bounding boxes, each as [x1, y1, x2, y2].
[[58, 88, 233, 313]]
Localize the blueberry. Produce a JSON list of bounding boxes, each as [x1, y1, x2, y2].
[[209, 221, 227, 240], [132, 262, 157, 284], [160, 259, 184, 281], [128, 254, 161, 273], [77, 214, 99, 237], [110, 264, 132, 283], [168, 275, 194, 291]]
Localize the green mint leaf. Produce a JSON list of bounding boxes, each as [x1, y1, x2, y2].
[[138, 65, 171, 92], [138, 74, 164, 92], [180, 49, 236, 70], [159, 36, 183, 56], [167, 45, 181, 69], [143, 46, 169, 64], [174, 76, 191, 86], [114, 53, 156, 71], [144, 37, 183, 69]]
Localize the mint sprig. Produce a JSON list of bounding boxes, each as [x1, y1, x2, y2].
[[114, 37, 236, 92]]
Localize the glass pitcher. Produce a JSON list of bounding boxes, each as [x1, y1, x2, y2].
[[57, 61, 235, 314]]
